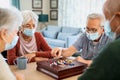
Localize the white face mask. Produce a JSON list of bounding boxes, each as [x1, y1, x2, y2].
[[86, 32, 101, 41], [4, 35, 19, 50], [104, 20, 116, 39], [23, 28, 35, 37], [104, 20, 120, 40]]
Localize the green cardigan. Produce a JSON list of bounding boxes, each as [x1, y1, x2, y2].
[[78, 37, 120, 80]]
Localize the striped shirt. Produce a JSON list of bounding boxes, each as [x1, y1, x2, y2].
[[73, 33, 112, 60]]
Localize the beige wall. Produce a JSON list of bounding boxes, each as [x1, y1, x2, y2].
[[20, 0, 58, 30]]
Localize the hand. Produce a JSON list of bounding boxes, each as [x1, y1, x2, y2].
[[51, 47, 62, 58], [75, 56, 92, 66], [24, 52, 36, 62], [75, 56, 86, 63], [35, 57, 49, 62], [14, 72, 25, 80]]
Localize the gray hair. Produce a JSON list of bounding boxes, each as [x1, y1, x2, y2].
[[87, 13, 105, 27], [0, 6, 23, 31], [21, 10, 38, 29]]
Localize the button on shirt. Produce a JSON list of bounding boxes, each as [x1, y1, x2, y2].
[[73, 33, 112, 60]]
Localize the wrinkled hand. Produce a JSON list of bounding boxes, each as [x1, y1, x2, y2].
[[51, 47, 62, 58], [14, 72, 25, 80], [75, 56, 86, 63], [24, 52, 36, 62]]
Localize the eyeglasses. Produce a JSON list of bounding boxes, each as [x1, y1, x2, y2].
[[85, 27, 101, 33]]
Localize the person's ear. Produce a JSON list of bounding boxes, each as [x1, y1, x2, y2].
[[0, 29, 12, 44], [110, 12, 120, 32], [20, 26, 24, 32], [0, 29, 7, 41], [100, 26, 104, 33]]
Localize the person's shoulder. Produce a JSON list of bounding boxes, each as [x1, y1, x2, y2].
[[110, 38, 120, 47], [79, 32, 86, 38], [35, 32, 42, 36], [103, 33, 112, 41], [103, 39, 120, 52]]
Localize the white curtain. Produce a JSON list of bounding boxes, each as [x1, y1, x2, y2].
[[58, 0, 106, 29], [0, 0, 11, 7]]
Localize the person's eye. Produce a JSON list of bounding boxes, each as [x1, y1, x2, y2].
[[93, 29, 97, 32]]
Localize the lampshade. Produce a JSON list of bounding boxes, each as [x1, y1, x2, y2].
[[39, 14, 48, 22]]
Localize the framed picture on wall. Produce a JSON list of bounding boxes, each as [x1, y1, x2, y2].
[[32, 10, 43, 15], [50, 10, 58, 20], [32, 0, 42, 9], [50, 0, 58, 9]]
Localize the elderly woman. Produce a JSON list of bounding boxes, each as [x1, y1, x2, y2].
[[0, 6, 24, 80], [7, 10, 52, 65]]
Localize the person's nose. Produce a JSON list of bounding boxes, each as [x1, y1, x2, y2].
[[29, 25, 34, 29]]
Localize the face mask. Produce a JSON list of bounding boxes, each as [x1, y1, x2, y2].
[[104, 21, 115, 39], [4, 35, 19, 50], [86, 32, 101, 41], [23, 28, 35, 36]]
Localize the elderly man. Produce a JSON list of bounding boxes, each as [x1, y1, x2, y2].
[[0, 6, 24, 80], [51, 13, 112, 66], [78, 0, 120, 80]]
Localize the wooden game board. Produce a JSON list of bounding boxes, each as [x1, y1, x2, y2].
[[36, 58, 87, 80]]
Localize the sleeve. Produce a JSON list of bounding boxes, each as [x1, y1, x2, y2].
[[73, 33, 84, 51], [78, 42, 119, 80], [0, 54, 16, 80], [35, 32, 52, 58], [36, 51, 52, 58], [7, 46, 18, 65]]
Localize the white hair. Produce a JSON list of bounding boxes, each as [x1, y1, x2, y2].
[[21, 10, 38, 29], [87, 13, 105, 27], [0, 6, 23, 31]]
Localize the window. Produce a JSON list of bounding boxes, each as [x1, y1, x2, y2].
[[0, 0, 11, 7], [58, 0, 106, 30]]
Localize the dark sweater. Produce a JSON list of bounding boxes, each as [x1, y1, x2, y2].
[[78, 36, 120, 80]]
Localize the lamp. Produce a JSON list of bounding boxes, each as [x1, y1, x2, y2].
[[38, 14, 48, 28]]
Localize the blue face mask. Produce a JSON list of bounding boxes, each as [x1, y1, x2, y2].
[[104, 21, 115, 39], [23, 28, 35, 37], [5, 35, 19, 50], [86, 32, 101, 41]]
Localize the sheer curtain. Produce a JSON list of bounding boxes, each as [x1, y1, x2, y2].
[[0, 0, 11, 7], [58, 0, 106, 29]]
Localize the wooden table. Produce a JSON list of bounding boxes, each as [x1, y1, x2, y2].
[[9, 62, 80, 80]]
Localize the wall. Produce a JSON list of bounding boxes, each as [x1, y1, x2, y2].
[[20, 0, 58, 30]]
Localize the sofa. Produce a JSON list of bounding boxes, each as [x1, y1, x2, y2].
[[40, 25, 83, 48]]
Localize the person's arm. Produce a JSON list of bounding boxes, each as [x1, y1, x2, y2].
[[75, 56, 92, 66], [51, 34, 84, 58], [14, 72, 25, 80], [62, 46, 77, 57], [38, 32, 52, 51], [51, 46, 77, 58], [35, 32, 52, 58]]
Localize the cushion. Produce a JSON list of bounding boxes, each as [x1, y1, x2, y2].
[[43, 31, 58, 39], [45, 38, 66, 48], [57, 32, 74, 41], [62, 27, 80, 34], [47, 25, 62, 32]]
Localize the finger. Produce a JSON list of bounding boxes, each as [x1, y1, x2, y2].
[[52, 48, 58, 57], [28, 57, 32, 63], [57, 49, 62, 58], [51, 48, 58, 57]]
